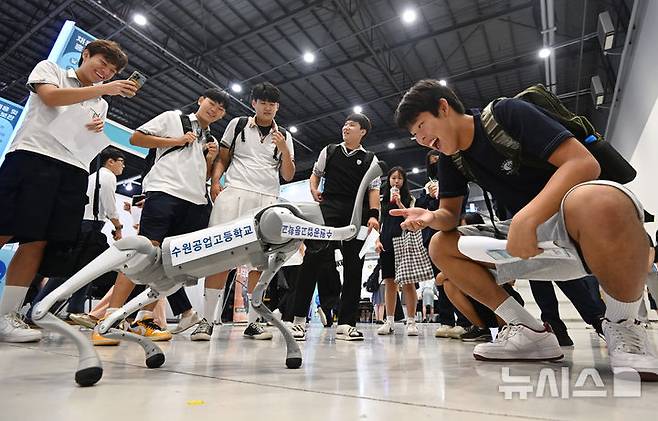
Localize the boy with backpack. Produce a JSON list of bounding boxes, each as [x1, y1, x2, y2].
[[392, 79, 657, 379], [199, 82, 295, 341]]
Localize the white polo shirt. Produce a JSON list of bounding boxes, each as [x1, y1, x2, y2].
[[221, 116, 295, 197], [83, 167, 118, 221], [8, 60, 108, 171], [139, 111, 216, 205]]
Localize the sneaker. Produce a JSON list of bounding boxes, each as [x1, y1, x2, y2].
[[171, 311, 201, 334], [335, 324, 364, 341], [91, 328, 120, 346], [434, 324, 452, 338], [0, 313, 42, 343], [129, 318, 172, 342], [291, 323, 306, 341], [603, 318, 658, 381], [377, 320, 394, 335], [461, 326, 493, 342], [447, 325, 467, 339], [550, 325, 575, 347], [69, 313, 98, 329], [190, 318, 213, 341], [243, 322, 273, 340], [407, 322, 419, 336], [473, 324, 563, 362]]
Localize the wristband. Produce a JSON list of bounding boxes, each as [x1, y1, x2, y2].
[[367, 208, 380, 220]]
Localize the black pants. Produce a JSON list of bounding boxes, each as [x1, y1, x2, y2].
[[293, 239, 364, 326], [436, 284, 470, 327], [529, 275, 606, 331]]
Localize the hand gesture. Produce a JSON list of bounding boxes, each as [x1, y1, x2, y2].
[[506, 213, 542, 259], [271, 130, 288, 151], [205, 142, 218, 161], [389, 207, 434, 231], [311, 188, 323, 203], [176, 131, 196, 146], [85, 116, 104, 133], [102, 80, 139, 97], [367, 217, 380, 234], [210, 183, 224, 202]]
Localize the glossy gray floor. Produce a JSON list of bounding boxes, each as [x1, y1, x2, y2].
[[1, 322, 657, 420]]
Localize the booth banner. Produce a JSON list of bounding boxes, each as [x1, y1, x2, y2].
[[54, 25, 95, 71], [0, 98, 24, 165]]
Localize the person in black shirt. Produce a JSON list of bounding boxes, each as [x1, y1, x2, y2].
[[392, 79, 656, 380], [290, 114, 381, 342]]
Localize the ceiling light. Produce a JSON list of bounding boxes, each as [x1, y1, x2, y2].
[[353, 105, 363, 114], [439, 79, 447, 86], [388, 142, 396, 150], [538, 48, 552, 59], [303, 52, 315, 63], [231, 83, 242, 93], [401, 9, 417, 24], [289, 126, 298, 134], [412, 167, 419, 174], [133, 14, 147, 26]]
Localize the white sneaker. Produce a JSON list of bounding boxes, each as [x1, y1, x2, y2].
[[0, 313, 42, 343], [434, 324, 452, 338], [407, 322, 419, 336], [171, 311, 201, 334], [473, 324, 563, 362], [603, 318, 658, 381], [291, 323, 306, 341], [377, 320, 394, 335], [447, 325, 467, 339], [335, 324, 364, 341]]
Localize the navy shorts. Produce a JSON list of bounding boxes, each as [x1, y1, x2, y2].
[[139, 191, 211, 243], [0, 151, 88, 243]]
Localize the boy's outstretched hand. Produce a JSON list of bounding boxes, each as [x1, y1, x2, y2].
[[390, 207, 434, 231]]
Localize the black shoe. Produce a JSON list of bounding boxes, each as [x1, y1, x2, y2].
[[374, 320, 384, 325], [460, 326, 493, 342], [592, 317, 605, 340], [551, 326, 574, 347], [243, 322, 273, 340], [190, 318, 213, 341]]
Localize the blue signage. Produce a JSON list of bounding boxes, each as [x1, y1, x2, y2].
[[0, 98, 24, 165]]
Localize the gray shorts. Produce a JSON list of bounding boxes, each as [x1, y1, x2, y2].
[[422, 288, 435, 307], [457, 180, 644, 283]]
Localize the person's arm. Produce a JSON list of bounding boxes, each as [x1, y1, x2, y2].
[[98, 171, 123, 240], [507, 138, 600, 258], [204, 141, 219, 180], [389, 195, 463, 232], [309, 147, 328, 202], [210, 147, 231, 201], [309, 173, 323, 202], [367, 188, 381, 232], [34, 80, 137, 107], [274, 131, 295, 181], [130, 130, 195, 149]]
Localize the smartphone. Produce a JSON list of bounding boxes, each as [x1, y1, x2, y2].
[[128, 70, 147, 89], [131, 194, 146, 206]]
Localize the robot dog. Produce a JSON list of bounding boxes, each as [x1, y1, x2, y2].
[[32, 160, 387, 387]]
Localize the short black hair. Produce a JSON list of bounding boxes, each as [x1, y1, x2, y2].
[[425, 150, 440, 179], [202, 88, 230, 108], [251, 82, 281, 103], [395, 79, 465, 129], [78, 39, 128, 71], [100, 146, 125, 166], [345, 113, 372, 137]]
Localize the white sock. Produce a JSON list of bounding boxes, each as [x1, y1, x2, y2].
[[293, 316, 306, 326], [386, 315, 394, 324], [0, 286, 28, 315], [135, 310, 153, 321], [247, 294, 258, 324], [494, 296, 545, 331], [603, 290, 642, 323], [204, 288, 219, 321], [407, 316, 416, 324]]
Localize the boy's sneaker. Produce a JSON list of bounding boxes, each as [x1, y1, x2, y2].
[[243, 322, 273, 340], [473, 323, 563, 362], [549, 324, 575, 347], [461, 326, 493, 342], [171, 311, 201, 334], [434, 324, 452, 338], [335, 324, 364, 341], [0, 313, 42, 343], [129, 318, 172, 342], [190, 318, 213, 341], [447, 325, 467, 339], [603, 318, 658, 381], [291, 323, 306, 341], [91, 329, 120, 346], [407, 321, 419, 336], [69, 313, 98, 329], [377, 320, 394, 335]]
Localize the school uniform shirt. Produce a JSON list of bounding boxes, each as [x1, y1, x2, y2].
[[139, 112, 216, 205], [83, 167, 118, 221], [8, 60, 108, 171], [220, 116, 295, 197], [437, 98, 574, 215]]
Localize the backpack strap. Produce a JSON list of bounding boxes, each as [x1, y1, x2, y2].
[[226, 116, 249, 171]]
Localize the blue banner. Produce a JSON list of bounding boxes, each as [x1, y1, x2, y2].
[[54, 25, 96, 71], [0, 98, 24, 164], [0, 245, 18, 298]]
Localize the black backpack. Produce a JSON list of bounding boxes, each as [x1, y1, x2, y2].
[[450, 84, 637, 185], [223, 117, 288, 171]]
